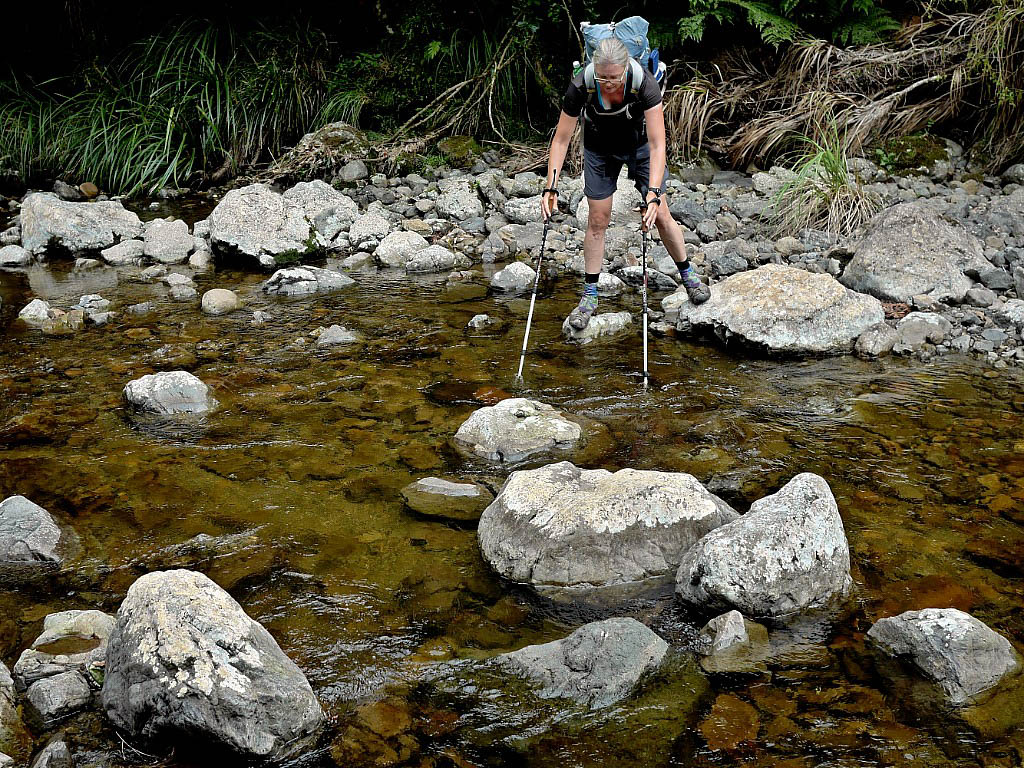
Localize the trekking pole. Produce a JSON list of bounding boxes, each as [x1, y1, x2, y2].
[[640, 207, 650, 390], [515, 213, 553, 381]]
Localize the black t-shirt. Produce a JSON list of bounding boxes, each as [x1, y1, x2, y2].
[[561, 65, 662, 154]]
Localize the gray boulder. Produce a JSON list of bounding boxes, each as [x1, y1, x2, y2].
[[373, 230, 429, 268], [665, 264, 884, 354], [497, 618, 667, 709], [617, 265, 678, 291], [562, 311, 632, 344], [894, 311, 952, 353], [435, 178, 484, 221], [208, 184, 317, 268], [17, 299, 54, 328], [479, 461, 738, 597], [0, 245, 32, 267], [405, 244, 471, 274], [401, 477, 494, 522], [855, 322, 899, 358], [454, 398, 582, 464], [282, 180, 358, 231], [102, 570, 324, 760], [143, 218, 193, 264], [25, 671, 92, 725], [28, 739, 71, 768], [123, 371, 217, 415], [676, 473, 852, 618], [868, 608, 1021, 705], [201, 289, 242, 316], [338, 159, 368, 182], [490, 261, 536, 292], [503, 195, 544, 225], [0, 495, 63, 567], [20, 193, 143, 256], [1001, 163, 1024, 186], [840, 203, 988, 302], [262, 266, 355, 296], [347, 213, 392, 249]]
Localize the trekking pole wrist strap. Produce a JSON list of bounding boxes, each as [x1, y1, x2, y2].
[[543, 188, 559, 196]]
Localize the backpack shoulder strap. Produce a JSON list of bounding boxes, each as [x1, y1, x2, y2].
[[583, 63, 596, 94], [627, 59, 643, 96]]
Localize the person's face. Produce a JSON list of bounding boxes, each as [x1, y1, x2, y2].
[[594, 63, 626, 97]]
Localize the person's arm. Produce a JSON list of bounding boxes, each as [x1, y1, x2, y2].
[[542, 110, 578, 220], [642, 103, 666, 231]]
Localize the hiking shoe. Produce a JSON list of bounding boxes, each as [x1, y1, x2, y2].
[[679, 263, 711, 305], [567, 293, 599, 330]]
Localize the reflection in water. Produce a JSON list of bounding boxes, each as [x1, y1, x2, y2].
[[1, 248, 1022, 766]]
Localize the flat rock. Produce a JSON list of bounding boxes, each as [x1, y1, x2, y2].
[[479, 461, 738, 597], [400, 477, 494, 522], [123, 371, 217, 415], [868, 608, 1020, 706], [20, 193, 143, 256], [201, 289, 242, 316], [562, 311, 632, 344], [101, 570, 324, 760], [262, 266, 355, 296], [840, 202, 988, 302], [454, 398, 582, 464], [208, 184, 317, 268], [676, 473, 852, 618], [666, 264, 884, 354], [497, 618, 667, 709]]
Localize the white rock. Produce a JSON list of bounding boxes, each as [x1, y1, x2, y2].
[[201, 289, 242, 316], [123, 371, 217, 415], [0, 245, 31, 267]]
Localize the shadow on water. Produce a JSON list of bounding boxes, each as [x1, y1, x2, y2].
[[1, 223, 1022, 766]]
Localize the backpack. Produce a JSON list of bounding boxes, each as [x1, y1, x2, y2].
[[572, 16, 667, 100]]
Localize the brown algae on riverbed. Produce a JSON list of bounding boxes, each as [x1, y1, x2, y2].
[[1, 245, 1022, 765]]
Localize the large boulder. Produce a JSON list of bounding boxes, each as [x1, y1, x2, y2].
[[208, 184, 317, 268], [405, 244, 471, 274], [0, 495, 63, 569], [867, 608, 1021, 706], [282, 180, 358, 234], [479, 461, 738, 598], [374, 230, 429, 268], [840, 203, 989, 302], [262, 266, 355, 296], [435, 177, 484, 221], [497, 618, 668, 709], [503, 195, 544, 225], [123, 371, 217, 415], [665, 264, 884, 354], [102, 570, 324, 761], [453, 398, 582, 464], [676, 473, 852, 618], [20, 193, 143, 256]]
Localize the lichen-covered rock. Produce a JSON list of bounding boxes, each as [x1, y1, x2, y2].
[[454, 399, 582, 464], [676, 473, 852, 617], [497, 618, 668, 708], [479, 461, 738, 597], [503, 195, 544, 225], [282, 180, 358, 231], [208, 184, 317, 268], [666, 264, 884, 354], [348, 213, 392, 249], [20, 193, 143, 256], [123, 371, 217, 415], [262, 266, 355, 296], [101, 570, 324, 760], [840, 203, 989, 302], [868, 608, 1021, 706]]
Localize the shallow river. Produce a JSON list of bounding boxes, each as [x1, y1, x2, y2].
[[0, 199, 1021, 767]]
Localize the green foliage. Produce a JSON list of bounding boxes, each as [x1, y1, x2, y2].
[[678, 0, 900, 47]]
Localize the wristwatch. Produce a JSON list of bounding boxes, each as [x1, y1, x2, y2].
[[648, 186, 663, 205]]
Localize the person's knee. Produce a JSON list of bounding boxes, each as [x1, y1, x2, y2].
[[587, 202, 612, 231]]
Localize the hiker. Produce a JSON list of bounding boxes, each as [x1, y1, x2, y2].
[[541, 36, 710, 330]]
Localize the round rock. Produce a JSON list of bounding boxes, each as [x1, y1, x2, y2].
[[479, 461, 738, 598], [201, 289, 242, 316], [453, 398, 582, 464], [101, 570, 324, 760], [123, 371, 217, 415]]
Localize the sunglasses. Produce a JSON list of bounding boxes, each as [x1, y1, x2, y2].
[[593, 70, 626, 85]]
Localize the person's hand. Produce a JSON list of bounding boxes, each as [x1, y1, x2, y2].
[[641, 191, 661, 232], [541, 190, 558, 221]]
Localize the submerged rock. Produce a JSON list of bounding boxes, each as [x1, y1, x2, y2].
[[868, 608, 1021, 706], [262, 265, 355, 296], [479, 461, 738, 598], [666, 264, 884, 354], [498, 618, 668, 709], [841, 202, 989, 303], [208, 184, 317, 268], [316, 324, 360, 345], [401, 477, 494, 522], [102, 570, 324, 761], [676, 473, 852, 618], [454, 398, 582, 464], [123, 371, 217, 415], [20, 193, 143, 256]]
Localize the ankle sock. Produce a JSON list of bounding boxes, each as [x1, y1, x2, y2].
[[583, 273, 599, 298]]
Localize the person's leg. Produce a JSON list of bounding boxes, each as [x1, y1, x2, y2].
[[571, 150, 620, 329]]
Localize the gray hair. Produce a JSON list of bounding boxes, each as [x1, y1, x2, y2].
[[592, 37, 630, 71]]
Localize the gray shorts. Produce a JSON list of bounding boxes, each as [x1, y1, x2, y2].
[[583, 144, 666, 200]]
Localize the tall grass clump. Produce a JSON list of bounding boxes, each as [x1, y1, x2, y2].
[[771, 120, 881, 238]]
